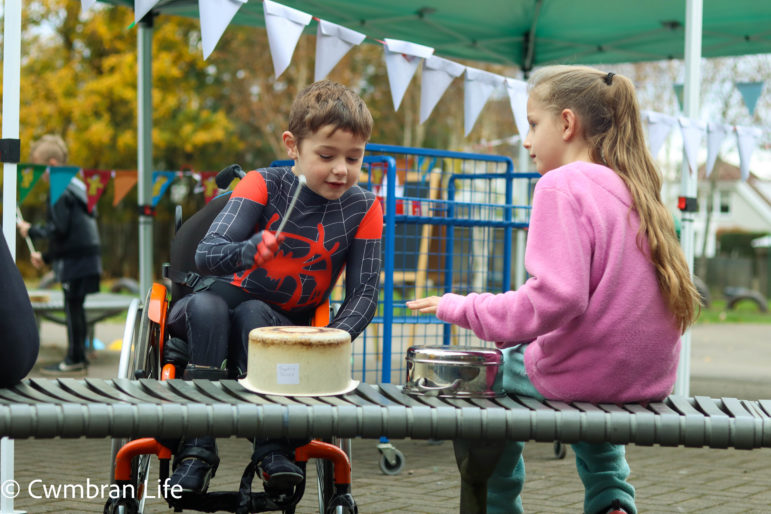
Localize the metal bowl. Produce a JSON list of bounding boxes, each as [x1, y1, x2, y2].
[[403, 345, 504, 398]]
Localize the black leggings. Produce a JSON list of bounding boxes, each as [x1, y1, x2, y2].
[[167, 291, 295, 377], [63, 289, 87, 364]]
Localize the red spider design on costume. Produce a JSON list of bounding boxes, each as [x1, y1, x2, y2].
[[234, 213, 339, 311]]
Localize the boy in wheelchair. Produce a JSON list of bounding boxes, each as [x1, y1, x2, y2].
[[164, 80, 383, 496]]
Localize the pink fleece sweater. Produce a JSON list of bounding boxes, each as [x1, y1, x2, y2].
[[437, 161, 681, 403]]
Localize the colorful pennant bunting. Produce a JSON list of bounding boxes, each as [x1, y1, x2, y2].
[[49, 166, 81, 206], [17, 164, 46, 205], [151, 171, 177, 207], [198, 171, 219, 203], [82, 169, 113, 213], [113, 170, 138, 207], [735, 81, 764, 117]]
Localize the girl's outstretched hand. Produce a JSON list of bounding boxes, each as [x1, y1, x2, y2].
[[406, 296, 442, 314]]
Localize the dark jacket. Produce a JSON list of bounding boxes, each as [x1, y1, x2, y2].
[[29, 178, 102, 282], [0, 234, 39, 386]]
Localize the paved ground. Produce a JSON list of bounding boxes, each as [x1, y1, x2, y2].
[[5, 322, 771, 513]]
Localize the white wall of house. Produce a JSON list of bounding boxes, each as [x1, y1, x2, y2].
[[690, 181, 771, 257]]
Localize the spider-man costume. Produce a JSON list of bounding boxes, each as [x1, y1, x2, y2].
[[167, 166, 383, 375]]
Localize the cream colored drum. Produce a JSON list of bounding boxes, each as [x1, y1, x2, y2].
[[239, 326, 358, 396]]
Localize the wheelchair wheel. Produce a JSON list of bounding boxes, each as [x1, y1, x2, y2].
[[131, 454, 153, 513], [316, 437, 354, 514], [130, 289, 162, 381], [109, 288, 162, 494], [316, 456, 336, 513]]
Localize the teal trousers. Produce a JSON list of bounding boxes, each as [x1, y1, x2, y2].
[[488, 346, 637, 514]]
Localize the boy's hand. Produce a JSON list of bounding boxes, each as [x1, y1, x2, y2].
[[248, 230, 286, 266], [406, 296, 442, 315]]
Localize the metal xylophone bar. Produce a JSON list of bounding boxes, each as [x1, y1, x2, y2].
[[0, 378, 769, 450]]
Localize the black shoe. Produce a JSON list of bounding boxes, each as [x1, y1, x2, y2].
[[257, 452, 304, 489], [169, 437, 219, 494], [169, 456, 215, 494], [40, 360, 88, 376]]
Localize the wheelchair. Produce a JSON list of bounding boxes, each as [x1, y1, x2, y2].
[[104, 165, 357, 514]]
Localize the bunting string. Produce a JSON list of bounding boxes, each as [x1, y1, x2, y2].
[[75, 0, 770, 180]]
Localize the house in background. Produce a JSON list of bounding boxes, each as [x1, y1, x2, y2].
[[663, 158, 771, 258]]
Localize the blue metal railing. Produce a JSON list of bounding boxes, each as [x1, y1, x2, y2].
[[272, 144, 539, 384]]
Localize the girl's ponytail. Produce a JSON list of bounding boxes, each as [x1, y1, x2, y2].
[[529, 66, 701, 332]]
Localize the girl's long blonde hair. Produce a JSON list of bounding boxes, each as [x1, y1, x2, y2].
[[528, 65, 700, 332]]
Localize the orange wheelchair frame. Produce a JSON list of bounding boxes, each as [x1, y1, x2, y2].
[[105, 278, 355, 514]]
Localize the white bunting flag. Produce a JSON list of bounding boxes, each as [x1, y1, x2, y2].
[[464, 67, 505, 136], [677, 116, 705, 174], [642, 110, 677, 158], [383, 39, 434, 111], [420, 56, 465, 123], [263, 0, 312, 78], [506, 78, 529, 142], [705, 122, 730, 177], [315, 20, 366, 81], [81, 0, 97, 10], [199, 0, 247, 60], [134, 0, 162, 23], [735, 125, 762, 180]]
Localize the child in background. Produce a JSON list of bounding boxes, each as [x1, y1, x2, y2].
[[407, 65, 700, 514], [17, 135, 102, 375]]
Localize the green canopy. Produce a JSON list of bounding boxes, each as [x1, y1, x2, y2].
[[103, 0, 771, 69]]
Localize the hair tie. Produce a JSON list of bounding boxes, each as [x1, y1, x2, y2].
[[604, 72, 615, 85]]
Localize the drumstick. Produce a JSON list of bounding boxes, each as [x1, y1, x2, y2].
[[15, 206, 37, 254], [275, 174, 306, 238]]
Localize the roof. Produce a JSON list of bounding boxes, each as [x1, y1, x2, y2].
[[99, 0, 771, 69]]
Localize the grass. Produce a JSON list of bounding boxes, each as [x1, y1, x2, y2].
[[695, 298, 771, 324]]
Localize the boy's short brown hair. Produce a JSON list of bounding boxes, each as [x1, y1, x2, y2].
[[30, 134, 68, 165], [287, 80, 373, 145]]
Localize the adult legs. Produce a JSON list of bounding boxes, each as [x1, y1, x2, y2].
[[62, 283, 88, 365]]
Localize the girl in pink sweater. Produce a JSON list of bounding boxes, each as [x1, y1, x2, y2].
[[407, 65, 700, 514]]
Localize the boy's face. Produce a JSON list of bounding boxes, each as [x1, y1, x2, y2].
[[282, 125, 366, 200]]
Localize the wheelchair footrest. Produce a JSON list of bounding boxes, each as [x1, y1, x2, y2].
[[165, 490, 294, 513]]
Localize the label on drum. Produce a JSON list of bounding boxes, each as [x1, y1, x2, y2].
[[276, 363, 300, 384]]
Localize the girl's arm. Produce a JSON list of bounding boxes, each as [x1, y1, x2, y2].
[[412, 185, 592, 345]]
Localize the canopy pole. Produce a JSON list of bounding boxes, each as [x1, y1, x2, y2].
[[137, 14, 154, 297], [1, 1, 23, 513], [674, 0, 702, 397], [2, 0, 21, 253]]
